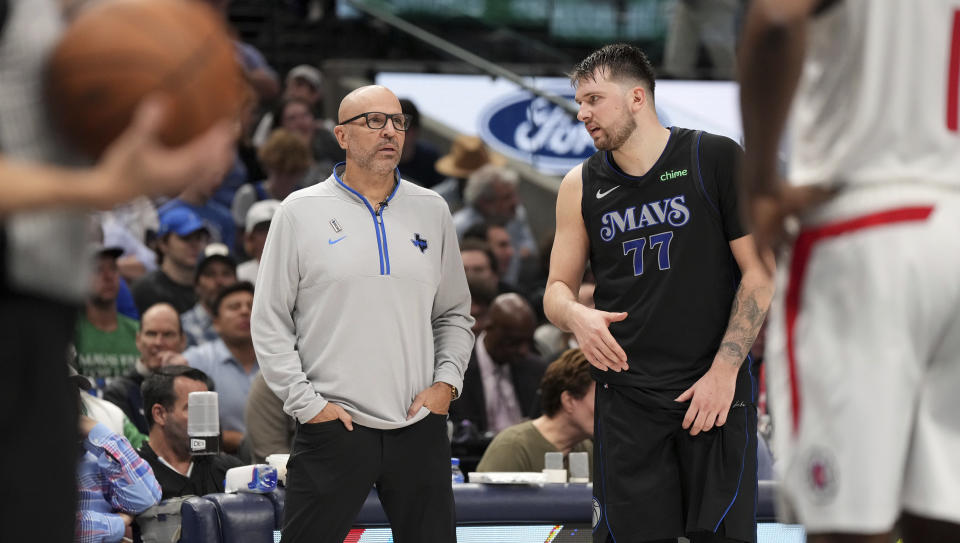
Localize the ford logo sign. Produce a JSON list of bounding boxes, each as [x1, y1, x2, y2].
[[478, 91, 595, 175]]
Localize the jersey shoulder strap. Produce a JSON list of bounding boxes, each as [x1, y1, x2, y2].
[[689, 129, 723, 229]]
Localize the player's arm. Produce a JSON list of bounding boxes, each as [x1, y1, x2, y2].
[[0, 97, 234, 215], [676, 236, 775, 435], [543, 164, 628, 372], [716, 236, 775, 368], [739, 0, 827, 255]]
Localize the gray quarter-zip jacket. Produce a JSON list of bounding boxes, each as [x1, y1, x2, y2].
[[251, 165, 475, 429]]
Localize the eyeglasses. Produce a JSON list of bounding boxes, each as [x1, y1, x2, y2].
[[337, 112, 413, 131]]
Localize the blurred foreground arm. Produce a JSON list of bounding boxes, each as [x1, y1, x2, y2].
[[0, 97, 234, 214], [738, 0, 823, 255]]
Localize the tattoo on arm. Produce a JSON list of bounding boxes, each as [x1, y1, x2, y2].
[[717, 284, 769, 368]]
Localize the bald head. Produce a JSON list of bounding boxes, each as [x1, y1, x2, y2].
[[488, 293, 535, 329], [142, 303, 181, 334], [137, 303, 185, 371], [338, 85, 401, 123], [485, 293, 536, 365], [334, 85, 406, 177]]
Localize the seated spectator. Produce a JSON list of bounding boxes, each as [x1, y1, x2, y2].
[[467, 276, 498, 335], [231, 129, 309, 234], [76, 411, 161, 543], [182, 243, 237, 347], [453, 165, 539, 282], [252, 64, 326, 148], [434, 134, 506, 210], [276, 97, 342, 184], [183, 282, 258, 454], [464, 221, 530, 288], [138, 366, 243, 500], [132, 208, 210, 314], [476, 348, 594, 479], [460, 237, 519, 295], [244, 372, 295, 464], [157, 162, 235, 252], [100, 196, 160, 283], [104, 303, 187, 435], [72, 361, 148, 450], [75, 241, 140, 390], [236, 200, 280, 284], [398, 98, 444, 188], [450, 293, 547, 435]]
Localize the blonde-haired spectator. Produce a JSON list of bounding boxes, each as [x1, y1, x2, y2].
[[231, 129, 310, 229]]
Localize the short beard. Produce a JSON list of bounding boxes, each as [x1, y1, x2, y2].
[[595, 115, 636, 151], [352, 143, 401, 176]]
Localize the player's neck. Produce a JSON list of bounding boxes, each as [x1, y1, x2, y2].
[[532, 415, 587, 455], [609, 123, 671, 178]]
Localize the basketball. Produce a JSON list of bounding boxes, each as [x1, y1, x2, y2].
[[45, 0, 246, 159]]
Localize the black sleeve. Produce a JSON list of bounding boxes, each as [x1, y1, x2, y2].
[[0, 0, 7, 38], [699, 132, 746, 241]]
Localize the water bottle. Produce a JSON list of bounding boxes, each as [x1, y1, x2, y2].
[[451, 457, 465, 484]]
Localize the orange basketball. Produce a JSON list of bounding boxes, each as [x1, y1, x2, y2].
[[45, 0, 246, 159]]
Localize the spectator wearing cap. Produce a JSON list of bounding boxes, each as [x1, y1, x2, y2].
[[104, 303, 187, 435], [397, 98, 444, 188], [74, 240, 141, 391], [453, 164, 539, 285], [230, 129, 309, 229], [183, 282, 258, 454], [132, 208, 210, 315], [181, 243, 237, 348], [433, 134, 506, 210], [157, 164, 236, 254], [237, 200, 279, 284], [252, 64, 325, 148]]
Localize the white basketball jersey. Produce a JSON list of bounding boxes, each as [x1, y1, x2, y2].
[[787, 0, 960, 188]]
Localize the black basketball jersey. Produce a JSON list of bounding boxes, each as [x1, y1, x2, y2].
[[581, 127, 747, 393]]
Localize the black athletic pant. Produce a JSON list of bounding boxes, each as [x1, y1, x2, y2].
[[0, 294, 79, 543], [281, 412, 456, 543]]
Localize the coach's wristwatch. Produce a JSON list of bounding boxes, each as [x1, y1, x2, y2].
[[449, 383, 458, 401]]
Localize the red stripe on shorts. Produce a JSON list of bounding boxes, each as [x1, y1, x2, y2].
[[785, 206, 934, 434]]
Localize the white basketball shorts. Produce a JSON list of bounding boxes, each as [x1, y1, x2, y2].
[[765, 184, 960, 533]]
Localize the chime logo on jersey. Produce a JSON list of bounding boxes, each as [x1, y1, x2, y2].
[[598, 195, 691, 242]]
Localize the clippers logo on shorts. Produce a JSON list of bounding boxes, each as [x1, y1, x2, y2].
[[591, 497, 601, 529], [411, 233, 428, 253], [805, 447, 838, 503]]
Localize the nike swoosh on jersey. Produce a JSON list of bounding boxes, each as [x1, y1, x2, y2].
[[596, 186, 620, 199], [328, 236, 347, 245]]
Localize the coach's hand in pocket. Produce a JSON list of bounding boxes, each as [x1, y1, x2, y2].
[[307, 402, 354, 431], [407, 382, 454, 419]]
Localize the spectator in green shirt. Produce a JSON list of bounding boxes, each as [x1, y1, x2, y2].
[[75, 240, 141, 390], [476, 348, 594, 479]]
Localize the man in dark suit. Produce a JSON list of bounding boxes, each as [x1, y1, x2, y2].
[[451, 293, 547, 435]]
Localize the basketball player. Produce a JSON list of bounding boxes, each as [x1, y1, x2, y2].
[[739, 1, 960, 542], [544, 43, 774, 542]]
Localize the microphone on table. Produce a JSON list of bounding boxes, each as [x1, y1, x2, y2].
[[187, 391, 219, 456]]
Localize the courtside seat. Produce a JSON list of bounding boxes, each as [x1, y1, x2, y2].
[[203, 493, 275, 542], [263, 488, 286, 529], [179, 496, 221, 543]]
